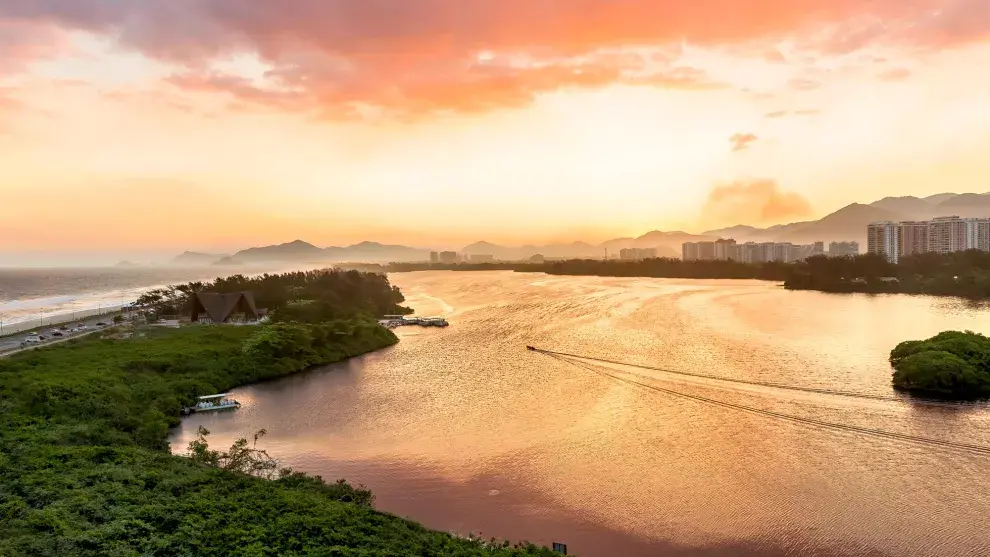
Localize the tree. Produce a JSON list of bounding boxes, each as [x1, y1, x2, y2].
[[187, 426, 289, 480], [890, 331, 990, 399]]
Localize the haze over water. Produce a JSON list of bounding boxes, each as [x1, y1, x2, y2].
[[170, 271, 990, 556]]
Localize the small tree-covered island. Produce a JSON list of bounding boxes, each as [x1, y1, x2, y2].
[[890, 331, 990, 400], [0, 269, 558, 556]]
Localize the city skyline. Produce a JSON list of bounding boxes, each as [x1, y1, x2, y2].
[[2, 1, 990, 259], [868, 216, 990, 263]]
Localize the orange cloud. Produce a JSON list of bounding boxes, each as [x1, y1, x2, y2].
[[700, 179, 813, 227], [3, 0, 989, 116], [878, 68, 912, 81], [729, 133, 759, 152]]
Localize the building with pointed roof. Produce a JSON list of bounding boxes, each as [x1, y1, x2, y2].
[[191, 291, 264, 323]]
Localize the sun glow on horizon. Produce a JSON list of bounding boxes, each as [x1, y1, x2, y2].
[[2, 1, 990, 257]]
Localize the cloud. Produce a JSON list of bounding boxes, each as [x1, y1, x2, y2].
[[788, 78, 822, 91], [764, 108, 822, 118], [0, 20, 71, 71], [700, 179, 814, 227], [2, 0, 989, 117], [729, 133, 758, 152], [764, 49, 787, 63], [878, 67, 912, 81]]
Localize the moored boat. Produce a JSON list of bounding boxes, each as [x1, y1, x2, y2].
[[193, 393, 241, 413]]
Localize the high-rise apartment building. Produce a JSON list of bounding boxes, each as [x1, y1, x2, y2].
[[684, 240, 829, 263], [928, 216, 973, 254], [897, 221, 930, 258], [682, 242, 700, 261], [773, 243, 794, 263], [828, 241, 860, 257], [870, 216, 990, 261], [439, 251, 459, 264], [429, 251, 439, 263], [698, 242, 716, 261], [714, 239, 737, 261], [979, 221, 990, 252], [620, 248, 658, 260], [868, 221, 899, 263]]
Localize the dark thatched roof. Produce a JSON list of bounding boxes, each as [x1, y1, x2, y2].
[[191, 291, 261, 323]]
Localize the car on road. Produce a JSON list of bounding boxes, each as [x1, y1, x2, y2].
[[96, 322, 108, 327], [20, 336, 44, 347], [51, 331, 64, 337]]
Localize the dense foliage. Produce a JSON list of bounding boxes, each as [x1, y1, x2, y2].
[[784, 251, 990, 297], [889, 331, 990, 399], [389, 250, 990, 298], [0, 324, 557, 556], [137, 268, 411, 318]]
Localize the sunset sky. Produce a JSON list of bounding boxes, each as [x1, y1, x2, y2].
[[2, 0, 990, 258]]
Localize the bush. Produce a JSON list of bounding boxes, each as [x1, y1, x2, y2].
[[890, 330, 990, 399]]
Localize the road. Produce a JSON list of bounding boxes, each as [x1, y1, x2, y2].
[[0, 314, 115, 356]]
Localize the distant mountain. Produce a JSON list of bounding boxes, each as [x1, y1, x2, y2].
[[702, 225, 762, 237], [233, 240, 326, 262], [933, 194, 990, 218], [923, 193, 959, 204], [324, 242, 430, 262], [460, 233, 686, 260], [180, 240, 431, 265], [699, 192, 990, 247], [869, 196, 934, 219], [172, 251, 229, 266], [774, 203, 906, 245]]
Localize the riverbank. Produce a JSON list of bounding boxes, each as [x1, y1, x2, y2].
[[172, 271, 990, 557], [387, 251, 990, 299], [0, 322, 557, 556]]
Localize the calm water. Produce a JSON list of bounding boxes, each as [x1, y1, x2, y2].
[[169, 271, 990, 556]]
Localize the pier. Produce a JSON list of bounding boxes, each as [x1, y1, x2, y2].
[[378, 315, 449, 329]]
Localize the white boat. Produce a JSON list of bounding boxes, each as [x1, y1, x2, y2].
[[194, 393, 241, 412]]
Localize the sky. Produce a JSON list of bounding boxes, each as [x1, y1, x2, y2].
[[1, 0, 990, 258]]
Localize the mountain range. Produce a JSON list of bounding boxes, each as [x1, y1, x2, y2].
[[704, 192, 990, 245], [172, 192, 990, 265], [172, 241, 432, 266]]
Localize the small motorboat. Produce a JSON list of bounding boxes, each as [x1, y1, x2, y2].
[[193, 393, 241, 413]]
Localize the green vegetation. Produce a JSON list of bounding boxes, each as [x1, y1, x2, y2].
[[890, 331, 990, 399], [137, 268, 413, 318], [390, 250, 990, 298], [0, 323, 557, 556], [3, 269, 558, 554], [784, 251, 990, 297]]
